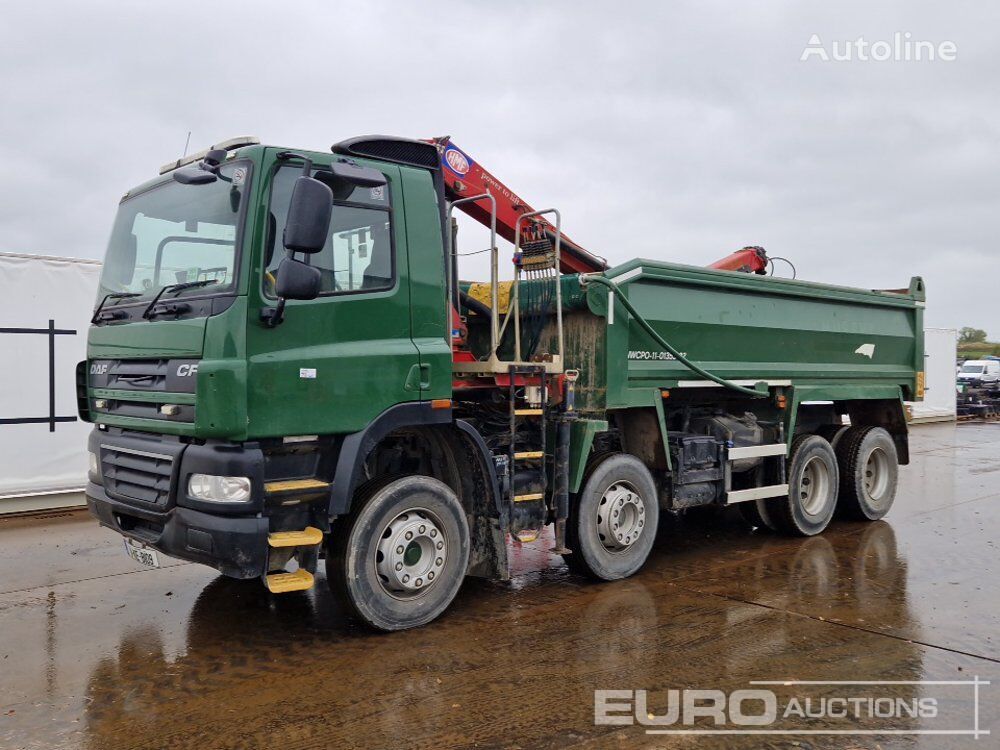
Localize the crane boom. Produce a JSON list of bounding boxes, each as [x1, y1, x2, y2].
[[429, 136, 608, 274], [429, 135, 770, 276]]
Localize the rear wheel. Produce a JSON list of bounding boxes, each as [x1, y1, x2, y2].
[[564, 453, 659, 580], [835, 426, 899, 521], [326, 475, 469, 631], [766, 434, 838, 536]]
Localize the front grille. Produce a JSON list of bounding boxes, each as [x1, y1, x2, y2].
[[88, 358, 199, 394], [88, 357, 199, 424], [106, 359, 171, 390], [101, 444, 174, 506], [99, 400, 195, 422]]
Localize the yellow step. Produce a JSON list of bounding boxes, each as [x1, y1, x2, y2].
[[264, 478, 330, 494], [514, 408, 543, 416], [514, 451, 544, 460], [268, 526, 323, 548], [265, 569, 314, 593], [513, 493, 544, 503]]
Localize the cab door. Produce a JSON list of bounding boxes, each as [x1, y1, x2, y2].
[[245, 157, 420, 438], [398, 165, 452, 401]]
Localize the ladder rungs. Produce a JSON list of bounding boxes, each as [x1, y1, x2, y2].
[[265, 569, 314, 593], [513, 493, 545, 503], [514, 451, 544, 460], [513, 408, 543, 416], [268, 526, 323, 548]]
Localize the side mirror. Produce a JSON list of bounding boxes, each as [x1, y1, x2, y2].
[[283, 176, 333, 253], [173, 166, 218, 185], [261, 258, 321, 328], [330, 160, 387, 188], [262, 158, 334, 327], [172, 149, 227, 185], [275, 258, 321, 300]]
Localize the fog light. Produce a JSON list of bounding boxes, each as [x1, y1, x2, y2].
[[88, 451, 99, 475], [188, 474, 252, 503], [94, 399, 108, 409], [159, 404, 181, 416]]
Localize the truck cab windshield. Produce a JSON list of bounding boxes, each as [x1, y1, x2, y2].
[[97, 161, 249, 306]]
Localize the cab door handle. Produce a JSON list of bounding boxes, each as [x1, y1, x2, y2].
[[405, 363, 432, 391]]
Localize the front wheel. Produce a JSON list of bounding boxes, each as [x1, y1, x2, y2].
[[564, 453, 659, 580], [326, 476, 470, 631]]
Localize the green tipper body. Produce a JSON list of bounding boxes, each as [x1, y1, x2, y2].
[[564, 259, 924, 413]]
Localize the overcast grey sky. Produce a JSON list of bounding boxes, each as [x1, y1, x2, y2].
[[1, 1, 997, 336]]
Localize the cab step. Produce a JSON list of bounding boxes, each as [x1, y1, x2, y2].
[[513, 408, 543, 416], [265, 569, 314, 593], [514, 451, 544, 460], [264, 478, 331, 496], [268, 526, 323, 548]]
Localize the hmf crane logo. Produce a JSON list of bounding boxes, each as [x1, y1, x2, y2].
[[443, 146, 471, 176]]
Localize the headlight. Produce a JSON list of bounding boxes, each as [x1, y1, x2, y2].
[[188, 474, 252, 503], [88, 451, 99, 475]]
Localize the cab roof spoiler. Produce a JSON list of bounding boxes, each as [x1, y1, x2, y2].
[[159, 136, 261, 175]]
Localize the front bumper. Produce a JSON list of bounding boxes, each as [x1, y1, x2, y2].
[[87, 481, 269, 578], [86, 426, 269, 579]]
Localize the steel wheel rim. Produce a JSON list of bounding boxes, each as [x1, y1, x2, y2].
[[864, 447, 890, 502], [375, 508, 447, 600], [798, 455, 831, 516], [596, 481, 646, 553]]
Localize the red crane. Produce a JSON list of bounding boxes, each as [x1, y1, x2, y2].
[[428, 136, 769, 275]]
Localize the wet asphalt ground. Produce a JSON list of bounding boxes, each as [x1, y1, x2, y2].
[[0, 421, 997, 750]]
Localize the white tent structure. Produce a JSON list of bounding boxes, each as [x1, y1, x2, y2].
[[908, 328, 958, 423], [0, 253, 101, 514]]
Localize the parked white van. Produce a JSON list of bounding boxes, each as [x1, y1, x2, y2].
[[957, 359, 1000, 387]]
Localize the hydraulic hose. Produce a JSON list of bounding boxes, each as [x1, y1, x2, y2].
[[580, 274, 768, 398]]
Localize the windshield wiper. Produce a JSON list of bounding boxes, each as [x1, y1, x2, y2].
[[92, 291, 142, 324], [142, 279, 219, 319]]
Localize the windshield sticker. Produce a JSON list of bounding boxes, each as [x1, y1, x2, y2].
[[370, 186, 385, 201], [232, 167, 247, 186]]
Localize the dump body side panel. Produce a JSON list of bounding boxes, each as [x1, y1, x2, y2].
[[575, 260, 922, 411]]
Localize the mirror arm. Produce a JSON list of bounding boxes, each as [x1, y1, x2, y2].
[[261, 297, 287, 328], [261, 247, 295, 328], [276, 151, 314, 177]]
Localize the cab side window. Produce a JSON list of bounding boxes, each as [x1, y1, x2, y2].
[[265, 166, 393, 296]]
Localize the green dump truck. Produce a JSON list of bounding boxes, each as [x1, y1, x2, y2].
[[81, 136, 925, 630]]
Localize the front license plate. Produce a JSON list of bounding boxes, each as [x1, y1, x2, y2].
[[123, 538, 160, 568]]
